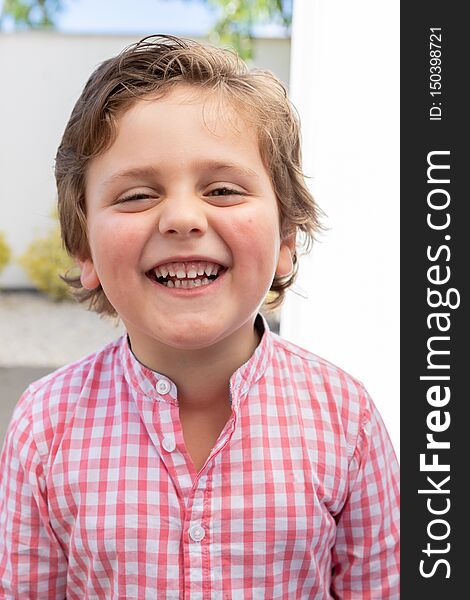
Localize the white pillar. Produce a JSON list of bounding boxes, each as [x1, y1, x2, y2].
[[282, 0, 400, 457]]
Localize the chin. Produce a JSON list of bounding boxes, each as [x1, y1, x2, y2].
[[156, 320, 227, 350]]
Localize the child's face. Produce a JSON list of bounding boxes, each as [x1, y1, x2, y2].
[[79, 86, 294, 355]]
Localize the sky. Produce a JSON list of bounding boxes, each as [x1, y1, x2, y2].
[[56, 0, 216, 36], [0, 0, 289, 37]]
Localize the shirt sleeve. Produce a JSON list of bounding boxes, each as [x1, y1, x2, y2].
[[0, 391, 67, 599], [330, 391, 400, 599]]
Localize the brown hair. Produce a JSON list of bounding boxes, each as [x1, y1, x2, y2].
[[56, 34, 322, 316]]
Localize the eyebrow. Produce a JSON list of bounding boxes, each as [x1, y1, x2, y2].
[[100, 160, 259, 189], [197, 161, 259, 179]]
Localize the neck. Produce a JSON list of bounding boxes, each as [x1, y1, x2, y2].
[[128, 317, 262, 411]]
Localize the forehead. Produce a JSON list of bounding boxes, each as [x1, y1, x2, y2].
[[86, 83, 271, 194], [116, 84, 256, 142], [103, 85, 262, 168]]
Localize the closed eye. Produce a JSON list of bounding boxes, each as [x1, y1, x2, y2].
[[207, 187, 244, 197], [118, 192, 153, 203]]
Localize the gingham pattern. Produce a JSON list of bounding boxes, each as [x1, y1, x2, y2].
[[0, 315, 399, 599]]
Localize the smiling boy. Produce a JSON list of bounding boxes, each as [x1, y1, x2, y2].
[[79, 85, 294, 471], [0, 36, 399, 598]]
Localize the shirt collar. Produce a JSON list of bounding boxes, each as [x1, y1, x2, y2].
[[119, 313, 274, 407]]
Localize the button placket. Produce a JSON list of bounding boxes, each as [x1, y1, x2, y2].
[[182, 471, 212, 594]]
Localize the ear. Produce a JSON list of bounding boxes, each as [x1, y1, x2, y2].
[[76, 257, 100, 290], [275, 233, 296, 278]]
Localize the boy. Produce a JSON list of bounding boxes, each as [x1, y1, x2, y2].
[[0, 35, 399, 598]]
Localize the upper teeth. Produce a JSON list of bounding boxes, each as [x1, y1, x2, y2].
[[153, 261, 222, 279]]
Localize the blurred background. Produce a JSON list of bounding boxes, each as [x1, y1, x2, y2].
[[0, 0, 399, 456]]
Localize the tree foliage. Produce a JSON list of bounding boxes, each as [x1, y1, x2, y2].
[[0, 0, 292, 59], [0, 0, 65, 29], [203, 0, 292, 59]]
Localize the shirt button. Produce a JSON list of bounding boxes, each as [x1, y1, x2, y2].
[[189, 524, 206, 542], [162, 436, 176, 452], [156, 379, 171, 395]]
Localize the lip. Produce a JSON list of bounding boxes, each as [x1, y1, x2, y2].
[[149, 256, 228, 270], [146, 266, 228, 296]]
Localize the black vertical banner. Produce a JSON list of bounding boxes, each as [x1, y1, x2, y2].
[[401, 3, 467, 598]]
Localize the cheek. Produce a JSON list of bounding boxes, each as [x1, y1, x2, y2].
[[228, 211, 281, 269], [229, 218, 255, 240], [89, 216, 146, 272]]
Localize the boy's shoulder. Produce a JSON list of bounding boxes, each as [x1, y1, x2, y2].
[[270, 331, 366, 393], [27, 335, 123, 396], [8, 336, 125, 452], [268, 332, 371, 437]]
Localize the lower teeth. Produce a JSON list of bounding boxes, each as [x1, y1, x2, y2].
[[162, 277, 212, 288]]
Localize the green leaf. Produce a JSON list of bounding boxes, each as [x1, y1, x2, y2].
[[171, 0, 292, 61], [1, 0, 67, 30]]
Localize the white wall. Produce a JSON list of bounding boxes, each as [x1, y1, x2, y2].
[[281, 0, 400, 457], [0, 22, 399, 454], [0, 32, 290, 287]]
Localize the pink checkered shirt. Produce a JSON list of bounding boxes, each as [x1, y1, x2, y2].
[[0, 314, 399, 599]]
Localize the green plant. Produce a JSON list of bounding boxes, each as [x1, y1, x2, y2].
[[0, 0, 64, 29], [0, 231, 11, 274], [205, 0, 292, 60], [19, 224, 76, 300]]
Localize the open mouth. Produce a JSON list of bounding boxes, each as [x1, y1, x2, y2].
[[146, 260, 226, 289]]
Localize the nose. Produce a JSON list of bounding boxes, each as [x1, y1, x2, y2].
[[158, 195, 208, 238]]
